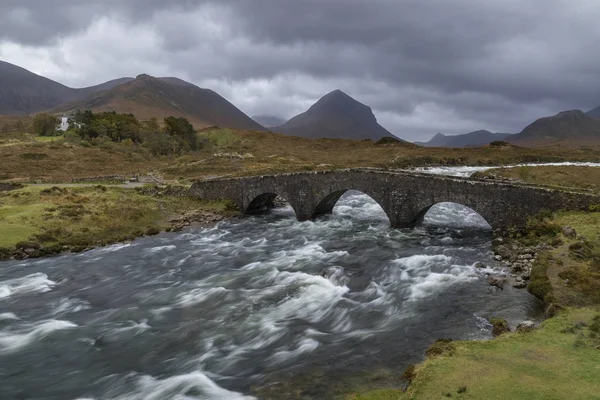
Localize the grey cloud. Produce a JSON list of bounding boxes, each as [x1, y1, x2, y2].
[[1, 0, 599, 141]]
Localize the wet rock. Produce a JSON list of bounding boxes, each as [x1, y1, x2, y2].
[[474, 262, 487, 269], [493, 237, 504, 244], [562, 226, 577, 239], [521, 269, 531, 280], [493, 255, 503, 261], [511, 263, 524, 273], [516, 321, 537, 332], [495, 245, 513, 260], [522, 247, 535, 255], [23, 248, 38, 256], [513, 281, 527, 289], [488, 276, 507, 290]]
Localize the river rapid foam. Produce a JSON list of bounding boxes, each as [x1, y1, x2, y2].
[[0, 192, 541, 399]]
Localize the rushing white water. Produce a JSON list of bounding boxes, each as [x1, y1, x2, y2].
[[412, 161, 600, 177], [0, 272, 56, 299], [0, 192, 541, 399]]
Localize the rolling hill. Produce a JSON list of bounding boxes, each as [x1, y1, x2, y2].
[[415, 130, 513, 147], [0, 60, 133, 115], [272, 90, 399, 140], [509, 110, 600, 146], [51, 74, 267, 131]]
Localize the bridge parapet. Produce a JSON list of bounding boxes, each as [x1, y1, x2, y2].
[[190, 169, 600, 229]]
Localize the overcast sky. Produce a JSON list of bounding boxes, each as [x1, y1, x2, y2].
[[1, 0, 599, 141]]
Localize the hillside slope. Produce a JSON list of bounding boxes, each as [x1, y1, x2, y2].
[[51, 74, 267, 130], [415, 130, 513, 147], [587, 106, 600, 119], [273, 90, 398, 140], [0, 60, 132, 115], [510, 110, 600, 146]]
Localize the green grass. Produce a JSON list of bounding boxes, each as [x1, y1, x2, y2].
[[348, 309, 600, 400], [473, 166, 600, 194], [0, 185, 231, 257], [34, 135, 63, 143]]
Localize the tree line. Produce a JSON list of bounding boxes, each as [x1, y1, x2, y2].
[[32, 111, 201, 155]]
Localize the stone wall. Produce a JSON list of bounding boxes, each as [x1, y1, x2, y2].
[[190, 169, 600, 229]]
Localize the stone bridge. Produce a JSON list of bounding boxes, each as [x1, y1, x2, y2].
[[189, 169, 600, 229]]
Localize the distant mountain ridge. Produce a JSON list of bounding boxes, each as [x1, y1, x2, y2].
[[509, 109, 600, 146], [0, 60, 133, 115], [50, 73, 266, 131], [587, 106, 600, 120], [415, 130, 513, 147], [273, 89, 399, 141]]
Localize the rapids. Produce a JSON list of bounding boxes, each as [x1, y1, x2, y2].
[[0, 192, 541, 399]]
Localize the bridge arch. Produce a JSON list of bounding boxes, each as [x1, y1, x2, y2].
[[312, 189, 392, 223], [413, 202, 492, 230], [244, 191, 300, 217]]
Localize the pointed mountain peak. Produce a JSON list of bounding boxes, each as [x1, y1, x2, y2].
[[318, 89, 354, 103], [274, 89, 402, 141]]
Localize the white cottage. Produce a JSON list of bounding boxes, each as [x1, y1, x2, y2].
[[58, 115, 71, 132]]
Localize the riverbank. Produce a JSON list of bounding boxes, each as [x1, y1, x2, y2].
[[0, 184, 235, 260], [472, 165, 600, 194], [347, 209, 600, 399]]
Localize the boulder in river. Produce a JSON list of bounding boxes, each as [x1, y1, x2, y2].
[[513, 281, 527, 289], [488, 276, 507, 290]]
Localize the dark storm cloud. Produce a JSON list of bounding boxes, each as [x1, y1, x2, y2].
[[1, 0, 599, 140]]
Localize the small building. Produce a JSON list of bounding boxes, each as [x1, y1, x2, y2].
[[58, 115, 72, 132]]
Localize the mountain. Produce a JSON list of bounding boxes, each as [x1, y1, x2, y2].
[[272, 90, 398, 140], [415, 130, 513, 147], [414, 133, 449, 147], [0, 60, 132, 115], [51, 74, 267, 131], [510, 110, 600, 146], [252, 115, 287, 128], [587, 106, 600, 119]]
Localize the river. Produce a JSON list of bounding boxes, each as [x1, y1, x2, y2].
[[0, 190, 543, 399]]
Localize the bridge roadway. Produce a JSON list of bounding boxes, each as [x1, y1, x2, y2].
[[189, 169, 600, 229]]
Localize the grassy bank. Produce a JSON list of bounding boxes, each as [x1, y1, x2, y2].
[[348, 308, 600, 400], [472, 165, 600, 194], [0, 185, 233, 259]]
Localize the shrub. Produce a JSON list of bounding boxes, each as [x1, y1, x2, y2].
[[518, 165, 533, 180], [33, 113, 59, 136], [19, 153, 49, 160], [528, 253, 554, 303], [63, 131, 82, 144], [401, 365, 416, 384], [489, 318, 511, 336], [375, 136, 401, 145], [425, 338, 455, 357]]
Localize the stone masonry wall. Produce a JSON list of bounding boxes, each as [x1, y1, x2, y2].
[[189, 169, 600, 229]]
